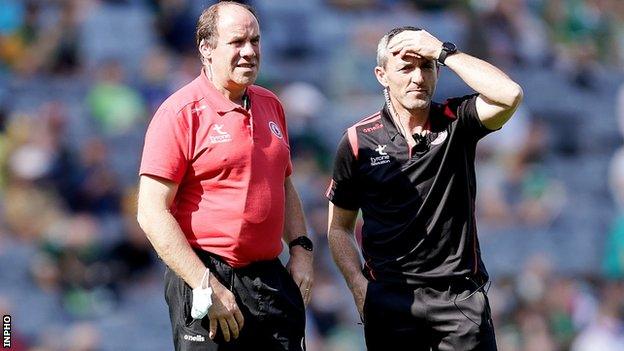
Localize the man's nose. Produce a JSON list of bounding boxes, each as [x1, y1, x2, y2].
[[240, 41, 256, 58], [411, 68, 425, 85]]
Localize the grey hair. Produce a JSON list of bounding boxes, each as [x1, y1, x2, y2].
[[376, 26, 422, 67]]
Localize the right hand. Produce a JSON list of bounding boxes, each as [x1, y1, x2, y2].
[[387, 29, 443, 62], [207, 279, 244, 342], [352, 275, 369, 319]]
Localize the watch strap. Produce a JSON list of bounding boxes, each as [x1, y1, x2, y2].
[[288, 236, 313, 251]]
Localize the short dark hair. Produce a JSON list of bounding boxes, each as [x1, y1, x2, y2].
[[376, 26, 422, 67], [195, 1, 259, 49]]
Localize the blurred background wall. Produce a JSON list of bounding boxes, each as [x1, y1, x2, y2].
[[1, 0, 624, 350]]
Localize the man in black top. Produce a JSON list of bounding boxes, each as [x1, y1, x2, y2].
[[326, 26, 523, 351]]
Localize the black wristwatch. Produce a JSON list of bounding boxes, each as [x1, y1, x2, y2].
[[289, 236, 313, 252], [437, 42, 457, 66]]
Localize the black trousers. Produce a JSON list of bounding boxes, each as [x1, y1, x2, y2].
[[363, 277, 498, 351], [164, 250, 306, 351]]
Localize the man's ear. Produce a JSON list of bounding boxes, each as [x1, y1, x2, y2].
[[199, 39, 212, 63], [374, 66, 388, 89]]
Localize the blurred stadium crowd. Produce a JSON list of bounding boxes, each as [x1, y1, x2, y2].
[[1, 0, 624, 350]]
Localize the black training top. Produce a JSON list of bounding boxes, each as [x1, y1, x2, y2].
[[327, 94, 495, 285]]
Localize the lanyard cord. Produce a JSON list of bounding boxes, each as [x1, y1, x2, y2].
[[384, 88, 410, 139]]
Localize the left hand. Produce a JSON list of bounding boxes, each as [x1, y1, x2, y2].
[[387, 29, 443, 62], [286, 246, 314, 305]]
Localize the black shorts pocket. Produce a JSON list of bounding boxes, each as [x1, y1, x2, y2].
[[452, 285, 487, 328]]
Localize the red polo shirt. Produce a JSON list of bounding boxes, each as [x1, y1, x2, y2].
[[139, 70, 292, 267]]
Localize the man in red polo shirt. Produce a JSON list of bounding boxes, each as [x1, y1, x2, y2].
[[137, 2, 313, 350]]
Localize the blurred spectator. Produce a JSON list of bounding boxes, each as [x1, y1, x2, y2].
[[477, 0, 550, 67], [170, 51, 201, 91], [65, 322, 102, 351], [280, 81, 332, 168], [138, 47, 173, 115], [105, 187, 157, 293], [604, 146, 624, 278], [617, 81, 624, 137], [541, 0, 611, 89], [571, 281, 624, 351], [38, 213, 112, 316], [150, 0, 197, 54], [0, 0, 39, 74], [0, 0, 85, 76], [44, 0, 83, 75], [64, 138, 121, 214], [87, 59, 146, 135], [478, 112, 566, 228]]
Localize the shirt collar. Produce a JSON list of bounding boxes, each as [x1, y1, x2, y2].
[[381, 104, 402, 142], [380, 102, 444, 142], [197, 69, 249, 115]]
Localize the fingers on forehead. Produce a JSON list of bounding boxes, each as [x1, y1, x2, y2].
[[389, 31, 417, 44]]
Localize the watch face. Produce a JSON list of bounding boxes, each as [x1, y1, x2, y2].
[[443, 42, 457, 52]]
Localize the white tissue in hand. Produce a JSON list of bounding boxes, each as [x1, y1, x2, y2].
[[190, 286, 213, 319]]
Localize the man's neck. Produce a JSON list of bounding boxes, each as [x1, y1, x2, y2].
[[204, 67, 246, 105], [389, 97, 430, 137]]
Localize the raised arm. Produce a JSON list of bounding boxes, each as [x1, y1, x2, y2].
[[387, 29, 523, 130], [444, 52, 523, 130]]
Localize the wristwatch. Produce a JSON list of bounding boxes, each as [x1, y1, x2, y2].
[[437, 42, 457, 66], [289, 236, 313, 252]]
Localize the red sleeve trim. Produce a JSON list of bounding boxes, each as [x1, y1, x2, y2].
[[325, 179, 334, 198], [443, 102, 457, 120], [347, 126, 359, 160], [139, 168, 183, 184]]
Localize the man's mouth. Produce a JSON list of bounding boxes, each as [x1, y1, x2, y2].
[[237, 63, 256, 69]]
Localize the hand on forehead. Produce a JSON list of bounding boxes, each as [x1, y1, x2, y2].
[[387, 30, 422, 53], [386, 29, 440, 63]]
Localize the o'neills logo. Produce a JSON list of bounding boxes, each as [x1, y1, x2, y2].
[[363, 123, 383, 133], [209, 124, 232, 144], [184, 334, 206, 342]]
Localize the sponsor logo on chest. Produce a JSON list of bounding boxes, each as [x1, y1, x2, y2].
[[371, 144, 390, 166], [209, 124, 232, 144]]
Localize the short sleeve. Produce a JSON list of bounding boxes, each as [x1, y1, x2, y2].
[[139, 106, 190, 183], [444, 94, 496, 141], [326, 133, 360, 210], [275, 100, 293, 177]]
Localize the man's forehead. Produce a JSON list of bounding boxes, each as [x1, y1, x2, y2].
[[387, 30, 419, 46], [388, 53, 431, 66], [217, 6, 259, 34]]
